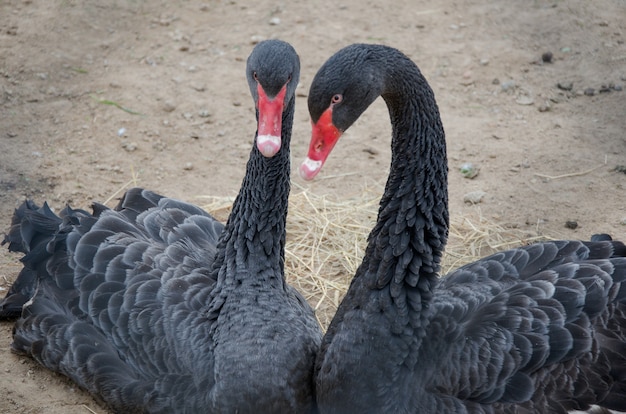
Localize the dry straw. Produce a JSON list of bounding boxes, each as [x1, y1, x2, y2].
[[200, 182, 547, 330]]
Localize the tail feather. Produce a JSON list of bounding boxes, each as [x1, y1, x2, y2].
[[1, 201, 64, 319], [0, 200, 99, 320], [0, 268, 36, 318], [2, 201, 60, 255]]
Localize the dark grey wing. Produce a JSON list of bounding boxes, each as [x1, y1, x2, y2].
[[424, 239, 626, 412], [7, 188, 224, 412]]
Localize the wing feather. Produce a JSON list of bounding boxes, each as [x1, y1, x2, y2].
[[424, 239, 626, 411]]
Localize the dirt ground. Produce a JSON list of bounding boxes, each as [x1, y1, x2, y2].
[[0, 0, 624, 412]]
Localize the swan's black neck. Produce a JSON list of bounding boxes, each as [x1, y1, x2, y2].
[[210, 99, 294, 288], [363, 50, 449, 329]]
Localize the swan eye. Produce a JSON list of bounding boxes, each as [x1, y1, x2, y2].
[[331, 94, 343, 105], [253, 72, 259, 81], [287, 74, 292, 82]]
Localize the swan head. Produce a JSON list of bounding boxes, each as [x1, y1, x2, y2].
[[300, 44, 384, 180], [247, 40, 300, 158]]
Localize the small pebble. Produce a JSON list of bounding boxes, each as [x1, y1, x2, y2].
[[460, 70, 474, 86], [269, 17, 281, 25], [613, 84, 622, 91], [538, 102, 551, 112], [460, 163, 479, 179], [584, 88, 595, 96], [183, 162, 194, 171], [163, 101, 176, 112], [557, 81, 573, 91], [463, 191, 486, 204], [565, 220, 578, 230], [500, 80, 516, 92], [117, 127, 127, 137], [515, 95, 534, 105], [250, 35, 265, 44], [122, 142, 137, 152], [152, 140, 167, 151], [541, 51, 553, 63]]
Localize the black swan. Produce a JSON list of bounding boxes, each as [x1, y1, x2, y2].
[[300, 43, 626, 413], [0, 39, 321, 413]]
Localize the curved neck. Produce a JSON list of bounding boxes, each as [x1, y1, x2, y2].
[[210, 99, 294, 287], [364, 54, 449, 324]]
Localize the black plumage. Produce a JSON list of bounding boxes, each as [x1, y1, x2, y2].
[[300, 43, 626, 414], [1, 39, 321, 413]]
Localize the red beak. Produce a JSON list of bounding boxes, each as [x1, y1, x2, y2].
[[256, 83, 287, 157], [299, 107, 342, 180]]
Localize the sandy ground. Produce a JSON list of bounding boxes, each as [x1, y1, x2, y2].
[[0, 0, 625, 412]]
